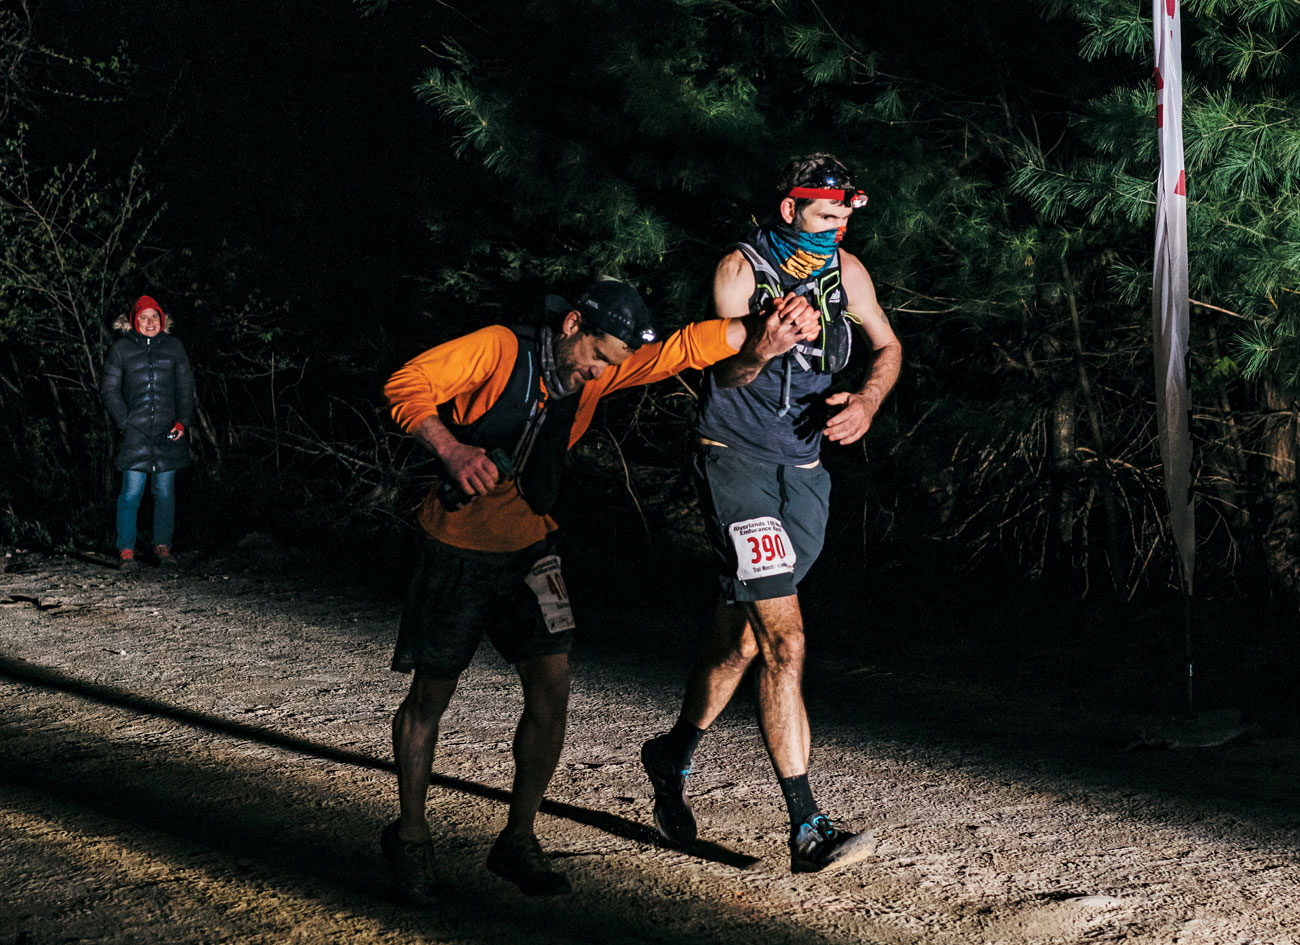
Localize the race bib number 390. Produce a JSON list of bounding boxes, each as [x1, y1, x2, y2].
[[524, 554, 576, 634], [728, 517, 796, 582]]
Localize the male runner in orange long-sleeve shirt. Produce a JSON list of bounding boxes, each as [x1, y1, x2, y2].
[[380, 278, 817, 904]]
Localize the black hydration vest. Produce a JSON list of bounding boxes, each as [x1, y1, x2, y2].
[[737, 227, 851, 374], [436, 324, 581, 516]]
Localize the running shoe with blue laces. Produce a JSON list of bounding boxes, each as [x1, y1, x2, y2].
[[640, 735, 698, 845], [789, 814, 878, 873]]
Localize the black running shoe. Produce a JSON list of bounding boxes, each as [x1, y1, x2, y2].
[[380, 820, 439, 907], [486, 832, 571, 896], [789, 814, 878, 874], [640, 735, 697, 845]]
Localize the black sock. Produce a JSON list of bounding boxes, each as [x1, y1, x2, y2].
[[660, 716, 705, 768], [779, 774, 819, 829]]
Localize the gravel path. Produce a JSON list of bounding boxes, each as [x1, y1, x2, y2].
[[3, 548, 1299, 944]]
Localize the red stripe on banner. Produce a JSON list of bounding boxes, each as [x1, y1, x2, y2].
[[1153, 67, 1163, 89], [1157, 103, 1164, 128], [1175, 170, 1186, 195], [1167, 0, 1176, 16]]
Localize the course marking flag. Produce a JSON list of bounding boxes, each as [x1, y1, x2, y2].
[[1153, 0, 1194, 593]]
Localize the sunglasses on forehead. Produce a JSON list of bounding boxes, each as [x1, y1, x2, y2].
[[788, 171, 868, 208]]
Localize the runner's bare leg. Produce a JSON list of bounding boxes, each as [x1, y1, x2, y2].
[[393, 672, 458, 842], [746, 594, 810, 778], [680, 600, 760, 728], [504, 652, 571, 837]]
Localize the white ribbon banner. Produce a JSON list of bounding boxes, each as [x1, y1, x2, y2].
[[1152, 0, 1195, 594]]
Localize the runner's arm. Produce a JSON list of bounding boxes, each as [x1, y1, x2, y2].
[[569, 308, 810, 447], [408, 414, 502, 496], [384, 327, 516, 495], [823, 252, 902, 445], [709, 249, 820, 389]]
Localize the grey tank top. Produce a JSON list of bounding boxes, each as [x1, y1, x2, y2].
[[696, 230, 845, 465]]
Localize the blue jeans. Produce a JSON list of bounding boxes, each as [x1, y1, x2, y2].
[[116, 469, 177, 551]]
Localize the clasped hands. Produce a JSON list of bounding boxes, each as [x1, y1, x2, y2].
[[751, 292, 821, 361]]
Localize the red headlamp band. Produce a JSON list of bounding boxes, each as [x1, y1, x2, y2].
[[788, 187, 868, 208]]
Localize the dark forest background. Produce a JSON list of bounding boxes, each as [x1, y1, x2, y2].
[[3, 0, 1299, 711]]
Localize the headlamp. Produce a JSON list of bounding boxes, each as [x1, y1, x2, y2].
[[789, 170, 868, 208]]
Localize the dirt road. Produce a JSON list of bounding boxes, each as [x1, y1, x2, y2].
[[3, 547, 1299, 944]]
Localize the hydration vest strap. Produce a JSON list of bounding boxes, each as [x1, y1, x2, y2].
[[735, 242, 782, 290]]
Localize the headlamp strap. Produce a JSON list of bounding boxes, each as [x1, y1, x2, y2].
[[788, 186, 868, 208]]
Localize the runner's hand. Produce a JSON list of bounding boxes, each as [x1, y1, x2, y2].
[[753, 292, 820, 360], [440, 441, 500, 495], [823, 391, 879, 445]]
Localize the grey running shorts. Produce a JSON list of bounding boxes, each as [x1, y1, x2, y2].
[[693, 443, 831, 602], [392, 537, 574, 678]]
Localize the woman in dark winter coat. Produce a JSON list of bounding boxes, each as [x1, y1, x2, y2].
[[100, 295, 196, 570]]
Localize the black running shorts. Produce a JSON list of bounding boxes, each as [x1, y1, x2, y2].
[[693, 443, 830, 602], [392, 537, 574, 677]]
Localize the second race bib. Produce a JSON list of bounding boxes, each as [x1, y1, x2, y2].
[[524, 554, 577, 633]]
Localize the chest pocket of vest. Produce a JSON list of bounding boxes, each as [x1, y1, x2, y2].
[[800, 268, 851, 375]]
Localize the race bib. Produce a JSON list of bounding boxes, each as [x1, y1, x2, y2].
[[728, 517, 796, 582], [524, 554, 576, 633]]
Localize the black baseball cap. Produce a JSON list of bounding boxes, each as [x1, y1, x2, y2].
[[544, 279, 658, 350]]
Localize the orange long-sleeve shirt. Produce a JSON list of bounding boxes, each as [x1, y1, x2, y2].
[[384, 319, 737, 552]]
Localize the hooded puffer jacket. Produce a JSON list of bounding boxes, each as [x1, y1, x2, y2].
[[100, 295, 196, 472]]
